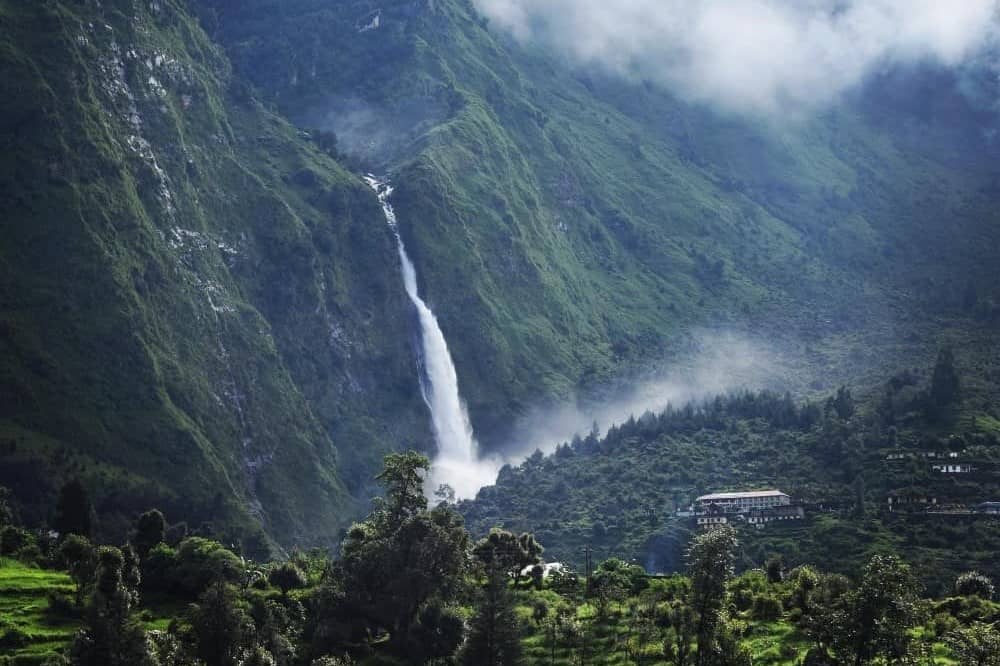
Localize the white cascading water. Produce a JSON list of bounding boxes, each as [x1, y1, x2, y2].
[[365, 176, 499, 499]]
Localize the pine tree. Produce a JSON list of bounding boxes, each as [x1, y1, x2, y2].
[[70, 546, 155, 666], [339, 453, 468, 651], [927, 347, 960, 421], [54, 479, 95, 538], [133, 509, 166, 559], [462, 569, 523, 666], [0, 486, 15, 527], [686, 526, 737, 666], [188, 581, 252, 666]]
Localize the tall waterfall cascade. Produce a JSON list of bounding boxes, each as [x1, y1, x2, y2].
[[365, 176, 499, 499]]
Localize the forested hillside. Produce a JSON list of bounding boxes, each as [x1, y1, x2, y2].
[[195, 0, 1000, 451], [461, 350, 1000, 595], [0, 0, 433, 553]]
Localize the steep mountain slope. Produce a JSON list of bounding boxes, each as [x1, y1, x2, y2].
[[0, 0, 432, 552], [3, 0, 999, 553], [195, 0, 1000, 451]]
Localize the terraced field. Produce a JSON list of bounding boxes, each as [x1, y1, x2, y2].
[[0, 559, 78, 663]]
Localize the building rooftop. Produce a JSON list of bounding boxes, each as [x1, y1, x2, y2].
[[696, 490, 788, 502]]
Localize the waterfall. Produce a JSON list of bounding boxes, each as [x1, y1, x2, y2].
[[365, 176, 499, 499]]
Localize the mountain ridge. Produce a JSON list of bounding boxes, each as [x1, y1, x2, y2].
[[2, 0, 999, 550]]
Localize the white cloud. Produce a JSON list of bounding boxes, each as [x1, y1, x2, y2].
[[474, 0, 999, 114]]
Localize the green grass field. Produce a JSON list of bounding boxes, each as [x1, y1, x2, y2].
[[0, 558, 78, 662]]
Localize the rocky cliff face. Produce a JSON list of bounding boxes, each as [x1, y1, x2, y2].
[[0, 0, 432, 553]]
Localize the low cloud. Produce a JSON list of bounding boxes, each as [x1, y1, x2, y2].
[[499, 332, 796, 463], [474, 0, 999, 115]]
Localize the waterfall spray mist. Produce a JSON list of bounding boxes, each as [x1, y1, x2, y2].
[[366, 176, 500, 499]]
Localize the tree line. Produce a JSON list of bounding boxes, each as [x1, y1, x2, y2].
[[3, 450, 1000, 664]]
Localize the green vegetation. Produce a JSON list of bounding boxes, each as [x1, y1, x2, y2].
[[2, 0, 999, 663], [4, 0, 1000, 556], [197, 0, 1000, 453], [0, 560, 78, 661], [4, 459, 1000, 664], [461, 356, 1000, 594], [0, 0, 432, 551]]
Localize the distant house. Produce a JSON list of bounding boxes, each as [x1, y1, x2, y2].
[[746, 504, 805, 529], [931, 463, 972, 474], [696, 502, 732, 527], [885, 451, 960, 462], [887, 492, 937, 512], [519, 562, 566, 579], [695, 490, 790, 514], [696, 514, 731, 527]]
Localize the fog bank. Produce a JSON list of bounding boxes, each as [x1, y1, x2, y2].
[[474, 0, 999, 115]]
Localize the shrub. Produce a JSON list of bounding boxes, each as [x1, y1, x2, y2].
[[751, 594, 783, 622], [15, 544, 43, 566], [0, 627, 29, 650], [172, 537, 243, 597], [141, 542, 177, 595], [929, 612, 959, 639], [956, 571, 995, 600], [45, 591, 80, 620], [311, 656, 356, 666], [268, 562, 307, 595], [0, 526, 31, 556]]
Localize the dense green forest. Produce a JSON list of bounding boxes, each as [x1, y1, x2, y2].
[[461, 350, 1000, 595], [3, 452, 1000, 665]]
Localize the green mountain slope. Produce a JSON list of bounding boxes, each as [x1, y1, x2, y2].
[[460, 353, 1000, 594], [3, 0, 999, 551], [194, 0, 1000, 451], [0, 0, 432, 552]]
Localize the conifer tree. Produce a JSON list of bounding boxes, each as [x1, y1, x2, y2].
[[133, 509, 167, 559], [70, 546, 155, 666], [54, 479, 95, 538], [462, 569, 523, 666], [927, 347, 961, 421], [188, 581, 252, 666], [685, 526, 737, 665]]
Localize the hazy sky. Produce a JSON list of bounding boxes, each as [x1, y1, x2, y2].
[[474, 0, 999, 115]]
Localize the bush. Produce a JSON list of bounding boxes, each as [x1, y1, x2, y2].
[[934, 595, 1000, 625], [929, 612, 959, 639], [751, 594, 783, 621], [268, 562, 307, 594], [0, 526, 31, 556], [311, 656, 355, 666], [955, 571, 995, 600], [0, 627, 29, 650], [172, 537, 243, 597], [45, 591, 80, 620], [15, 545, 43, 566], [547, 567, 580, 595], [141, 542, 177, 595]]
